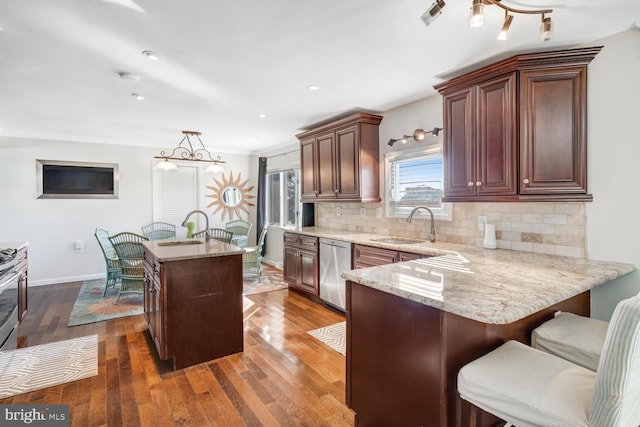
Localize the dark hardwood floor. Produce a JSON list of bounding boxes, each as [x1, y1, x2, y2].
[[1, 282, 353, 426]]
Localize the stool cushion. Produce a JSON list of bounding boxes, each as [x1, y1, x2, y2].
[[458, 340, 596, 427], [532, 312, 608, 371]]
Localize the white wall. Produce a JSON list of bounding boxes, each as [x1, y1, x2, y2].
[[0, 137, 254, 285], [585, 29, 640, 320]]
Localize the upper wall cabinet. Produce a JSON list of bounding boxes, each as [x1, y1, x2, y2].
[[297, 112, 383, 203], [434, 47, 602, 202]]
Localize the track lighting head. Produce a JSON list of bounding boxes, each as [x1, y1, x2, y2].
[[421, 0, 446, 26], [469, 0, 484, 28], [541, 15, 553, 41], [497, 14, 514, 40]]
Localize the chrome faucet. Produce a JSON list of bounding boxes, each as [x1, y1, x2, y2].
[[181, 210, 209, 239], [406, 206, 436, 243]]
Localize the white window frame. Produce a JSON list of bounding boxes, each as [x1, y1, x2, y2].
[[384, 144, 452, 221], [266, 168, 300, 230]]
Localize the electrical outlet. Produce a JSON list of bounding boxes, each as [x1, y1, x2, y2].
[[478, 215, 487, 231], [360, 207, 366, 217], [376, 207, 382, 219], [336, 206, 341, 217]]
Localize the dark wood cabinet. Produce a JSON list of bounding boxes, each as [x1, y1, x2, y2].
[[519, 66, 588, 196], [283, 232, 319, 297], [143, 248, 243, 370], [353, 244, 429, 268], [443, 74, 517, 199], [16, 246, 28, 322], [435, 46, 601, 202], [297, 112, 382, 203]]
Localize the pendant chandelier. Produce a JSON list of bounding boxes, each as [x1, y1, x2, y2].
[[154, 130, 226, 173]]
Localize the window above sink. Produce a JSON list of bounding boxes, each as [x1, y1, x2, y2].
[[384, 146, 452, 221]]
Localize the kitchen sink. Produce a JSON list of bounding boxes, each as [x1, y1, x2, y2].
[[369, 237, 426, 245], [157, 240, 204, 246]]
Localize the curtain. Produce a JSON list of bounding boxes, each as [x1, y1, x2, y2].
[[256, 157, 267, 255]]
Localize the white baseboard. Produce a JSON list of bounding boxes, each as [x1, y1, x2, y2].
[[30, 273, 104, 287], [261, 257, 282, 270]]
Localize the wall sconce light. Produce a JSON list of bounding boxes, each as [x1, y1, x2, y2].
[[468, 0, 553, 42], [154, 130, 226, 173], [388, 127, 442, 147], [421, 0, 446, 26]]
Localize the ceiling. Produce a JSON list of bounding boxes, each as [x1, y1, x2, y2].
[[0, 0, 638, 155]]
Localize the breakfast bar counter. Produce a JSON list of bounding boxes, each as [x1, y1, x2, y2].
[[293, 228, 635, 427]]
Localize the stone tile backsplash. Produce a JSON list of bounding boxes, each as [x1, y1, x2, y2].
[[315, 202, 587, 258]]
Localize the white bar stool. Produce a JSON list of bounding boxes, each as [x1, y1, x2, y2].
[[531, 311, 608, 371], [457, 294, 640, 427]]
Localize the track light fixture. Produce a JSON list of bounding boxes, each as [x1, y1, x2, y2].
[[468, 0, 553, 42], [421, 0, 446, 26], [388, 127, 442, 147]]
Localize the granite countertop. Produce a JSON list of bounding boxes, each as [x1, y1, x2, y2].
[[142, 238, 244, 262], [293, 227, 636, 325]]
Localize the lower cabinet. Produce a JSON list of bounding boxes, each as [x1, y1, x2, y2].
[[353, 244, 429, 268], [143, 253, 166, 359], [283, 232, 319, 297]]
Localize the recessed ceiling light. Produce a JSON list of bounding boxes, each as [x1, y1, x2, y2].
[[257, 113, 268, 118], [117, 71, 140, 81], [307, 84, 320, 91], [131, 93, 145, 100], [142, 50, 160, 60]]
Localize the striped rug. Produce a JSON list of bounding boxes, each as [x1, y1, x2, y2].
[[0, 334, 98, 399], [307, 321, 346, 356]]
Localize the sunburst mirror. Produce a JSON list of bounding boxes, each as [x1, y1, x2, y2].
[[205, 171, 255, 221]]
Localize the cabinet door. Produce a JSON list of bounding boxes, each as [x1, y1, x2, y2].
[[298, 249, 319, 295], [300, 138, 317, 200], [476, 73, 517, 195], [316, 131, 337, 199], [335, 124, 360, 199], [443, 86, 476, 198], [519, 67, 588, 195], [283, 246, 299, 285]]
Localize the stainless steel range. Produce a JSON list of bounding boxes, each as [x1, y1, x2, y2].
[[0, 248, 20, 351]]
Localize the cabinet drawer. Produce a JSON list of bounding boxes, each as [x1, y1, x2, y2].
[[283, 232, 300, 245], [299, 236, 318, 251], [353, 244, 399, 267]]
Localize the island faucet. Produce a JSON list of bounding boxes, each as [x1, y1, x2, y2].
[[181, 210, 209, 239], [406, 206, 436, 243]]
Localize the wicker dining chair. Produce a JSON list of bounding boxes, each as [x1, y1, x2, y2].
[[243, 227, 268, 277], [225, 220, 252, 248], [192, 228, 234, 244], [94, 227, 121, 296], [141, 222, 176, 240], [108, 232, 148, 304]]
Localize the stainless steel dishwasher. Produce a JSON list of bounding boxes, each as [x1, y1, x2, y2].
[[319, 238, 352, 311]]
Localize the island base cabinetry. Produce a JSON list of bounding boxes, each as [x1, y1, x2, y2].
[[345, 281, 589, 427], [144, 250, 243, 370]]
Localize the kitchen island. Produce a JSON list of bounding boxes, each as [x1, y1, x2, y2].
[[340, 247, 635, 427], [142, 238, 244, 370]]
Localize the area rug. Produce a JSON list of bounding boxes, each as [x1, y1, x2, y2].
[[307, 321, 346, 356], [0, 334, 98, 399], [243, 263, 288, 296], [68, 279, 143, 326]]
